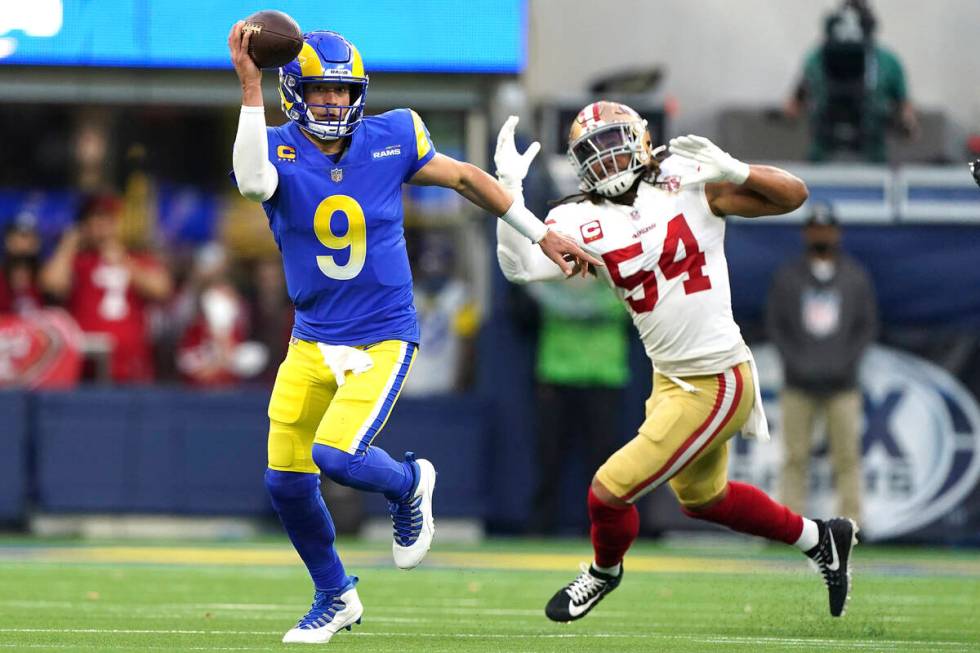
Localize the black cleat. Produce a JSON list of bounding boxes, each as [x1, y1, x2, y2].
[[806, 518, 858, 617], [545, 563, 623, 623]]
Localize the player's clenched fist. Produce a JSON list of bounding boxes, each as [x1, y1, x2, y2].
[[227, 21, 261, 88]]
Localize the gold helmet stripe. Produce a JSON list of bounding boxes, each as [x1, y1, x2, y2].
[[349, 43, 365, 78], [297, 42, 323, 78]]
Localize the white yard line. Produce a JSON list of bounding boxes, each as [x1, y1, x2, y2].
[[0, 627, 974, 649]]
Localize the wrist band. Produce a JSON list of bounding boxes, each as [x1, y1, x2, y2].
[[729, 160, 750, 185], [500, 200, 548, 243]]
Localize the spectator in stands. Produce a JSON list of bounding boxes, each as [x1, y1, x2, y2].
[[784, 0, 918, 162], [0, 212, 43, 314], [766, 203, 877, 524], [175, 243, 267, 386], [527, 275, 630, 534], [39, 194, 172, 382]]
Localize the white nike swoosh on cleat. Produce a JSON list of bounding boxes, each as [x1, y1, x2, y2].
[[827, 531, 840, 571], [567, 593, 603, 618]]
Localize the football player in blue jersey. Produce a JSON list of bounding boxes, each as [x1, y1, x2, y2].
[[228, 25, 600, 645]]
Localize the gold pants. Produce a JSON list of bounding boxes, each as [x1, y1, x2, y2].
[[266, 338, 416, 473], [597, 362, 754, 507]]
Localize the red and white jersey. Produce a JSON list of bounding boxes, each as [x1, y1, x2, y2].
[[545, 156, 747, 376], [69, 250, 159, 382]]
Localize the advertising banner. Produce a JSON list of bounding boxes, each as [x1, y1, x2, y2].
[[731, 344, 980, 543]]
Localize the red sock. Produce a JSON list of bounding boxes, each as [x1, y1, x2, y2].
[[588, 487, 639, 568], [682, 481, 804, 545]]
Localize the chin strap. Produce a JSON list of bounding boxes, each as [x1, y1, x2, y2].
[[306, 130, 343, 143]]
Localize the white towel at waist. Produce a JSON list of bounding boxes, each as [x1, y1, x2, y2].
[[316, 343, 374, 386], [741, 345, 770, 442]]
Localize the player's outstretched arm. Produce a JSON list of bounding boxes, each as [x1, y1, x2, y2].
[[495, 219, 567, 284], [228, 21, 278, 202], [409, 154, 601, 277], [668, 135, 808, 218]]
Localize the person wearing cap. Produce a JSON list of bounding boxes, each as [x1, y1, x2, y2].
[[765, 203, 877, 524]]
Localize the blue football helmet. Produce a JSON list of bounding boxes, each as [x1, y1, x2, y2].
[[278, 31, 369, 141]]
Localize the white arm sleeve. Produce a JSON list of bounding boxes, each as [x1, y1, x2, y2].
[[232, 106, 279, 203], [495, 219, 565, 284]]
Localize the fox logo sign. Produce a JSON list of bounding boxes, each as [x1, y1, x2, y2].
[[729, 344, 980, 541]]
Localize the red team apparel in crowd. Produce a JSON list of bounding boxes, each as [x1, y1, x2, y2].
[[68, 250, 161, 382]]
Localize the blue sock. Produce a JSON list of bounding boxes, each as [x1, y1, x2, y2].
[[313, 444, 416, 502], [264, 469, 347, 592]]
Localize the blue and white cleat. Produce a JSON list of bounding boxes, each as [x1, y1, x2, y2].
[[281, 577, 363, 644], [389, 452, 436, 569]]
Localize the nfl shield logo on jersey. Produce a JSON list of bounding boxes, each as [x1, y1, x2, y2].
[[331, 168, 344, 183]]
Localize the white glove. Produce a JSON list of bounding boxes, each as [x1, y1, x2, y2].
[[668, 135, 750, 188], [494, 115, 540, 194]]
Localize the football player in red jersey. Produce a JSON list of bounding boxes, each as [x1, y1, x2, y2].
[[40, 195, 172, 382], [495, 105, 858, 621]]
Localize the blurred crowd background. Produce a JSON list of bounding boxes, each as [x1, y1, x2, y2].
[[1, 0, 979, 544]]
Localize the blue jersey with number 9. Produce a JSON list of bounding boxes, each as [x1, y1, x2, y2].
[[252, 109, 435, 345]]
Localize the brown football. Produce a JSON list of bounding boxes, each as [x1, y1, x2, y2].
[[242, 10, 303, 69]]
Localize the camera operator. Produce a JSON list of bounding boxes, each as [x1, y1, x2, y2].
[[785, 0, 918, 162]]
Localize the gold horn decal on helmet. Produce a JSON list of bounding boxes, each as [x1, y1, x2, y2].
[[349, 43, 365, 78], [296, 42, 323, 78]]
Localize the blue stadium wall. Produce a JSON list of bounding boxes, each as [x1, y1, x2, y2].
[[2, 223, 979, 544]]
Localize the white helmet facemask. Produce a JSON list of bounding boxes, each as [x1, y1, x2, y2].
[[568, 120, 650, 197]]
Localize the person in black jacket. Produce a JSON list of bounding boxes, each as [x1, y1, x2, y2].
[[766, 204, 877, 524]]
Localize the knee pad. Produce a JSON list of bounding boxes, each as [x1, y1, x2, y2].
[[312, 444, 356, 484], [264, 468, 320, 501]]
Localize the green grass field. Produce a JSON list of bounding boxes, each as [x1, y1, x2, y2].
[[0, 536, 978, 652]]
